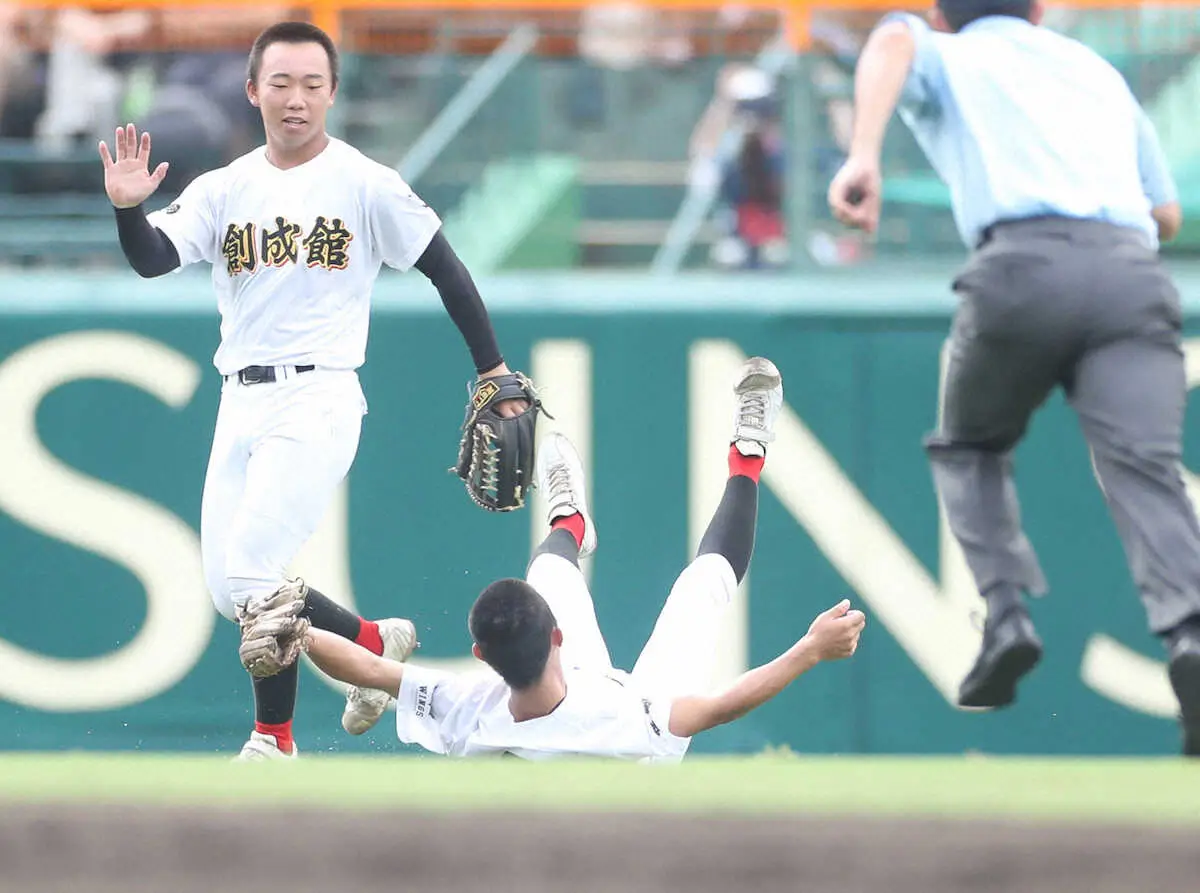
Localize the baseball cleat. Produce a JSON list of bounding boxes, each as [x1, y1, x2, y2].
[[731, 357, 783, 458], [234, 731, 298, 761], [341, 617, 418, 736], [536, 432, 597, 558]]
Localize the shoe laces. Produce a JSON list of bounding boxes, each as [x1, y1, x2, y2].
[[546, 462, 575, 502], [738, 392, 767, 430]]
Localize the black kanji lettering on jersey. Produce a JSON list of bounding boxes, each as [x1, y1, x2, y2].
[[261, 216, 303, 267], [302, 215, 353, 270], [221, 222, 257, 275]]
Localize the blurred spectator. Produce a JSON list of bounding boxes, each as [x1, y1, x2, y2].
[[35, 7, 152, 153], [692, 64, 789, 270], [32, 5, 288, 189], [0, 3, 44, 139]]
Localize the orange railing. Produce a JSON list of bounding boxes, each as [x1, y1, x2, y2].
[[12, 0, 1200, 49]]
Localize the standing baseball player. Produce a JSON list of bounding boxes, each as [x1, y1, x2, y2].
[[827, 0, 1200, 755], [254, 358, 867, 760], [99, 21, 529, 760]]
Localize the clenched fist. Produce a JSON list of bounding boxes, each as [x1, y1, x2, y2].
[[803, 598, 866, 661]]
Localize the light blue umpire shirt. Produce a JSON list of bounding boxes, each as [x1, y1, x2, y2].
[[883, 13, 1178, 249]]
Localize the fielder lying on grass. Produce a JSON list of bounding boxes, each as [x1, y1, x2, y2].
[[241, 357, 866, 762]]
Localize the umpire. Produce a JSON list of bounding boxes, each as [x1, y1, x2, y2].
[[828, 0, 1199, 755]]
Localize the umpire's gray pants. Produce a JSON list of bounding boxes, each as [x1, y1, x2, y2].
[[927, 216, 1200, 634]]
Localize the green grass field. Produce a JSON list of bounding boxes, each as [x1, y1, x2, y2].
[[1, 754, 1197, 825]]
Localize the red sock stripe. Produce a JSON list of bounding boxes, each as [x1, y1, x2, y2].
[[356, 619, 384, 656], [255, 720, 294, 754], [552, 513, 586, 549], [728, 446, 764, 483]]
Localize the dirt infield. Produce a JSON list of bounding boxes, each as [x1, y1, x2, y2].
[[1, 805, 1196, 893]]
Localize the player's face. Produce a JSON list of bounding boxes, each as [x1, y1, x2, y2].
[[247, 41, 336, 154]]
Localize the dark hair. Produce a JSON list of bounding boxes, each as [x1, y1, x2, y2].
[[247, 21, 339, 88], [739, 132, 782, 209], [937, 0, 1033, 32], [468, 579, 557, 690]]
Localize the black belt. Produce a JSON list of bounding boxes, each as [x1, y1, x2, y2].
[[228, 364, 315, 385], [978, 214, 1144, 249]]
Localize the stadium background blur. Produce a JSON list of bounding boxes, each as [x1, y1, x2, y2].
[[1, 0, 1199, 760]]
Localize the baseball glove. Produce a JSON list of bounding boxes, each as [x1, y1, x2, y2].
[[236, 579, 311, 679], [452, 371, 545, 512]]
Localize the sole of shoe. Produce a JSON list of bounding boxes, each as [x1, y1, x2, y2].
[[1168, 648, 1200, 756], [342, 687, 390, 736], [957, 641, 1043, 710]]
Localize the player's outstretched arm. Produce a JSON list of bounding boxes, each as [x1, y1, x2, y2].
[[305, 628, 405, 698], [412, 232, 526, 418], [414, 231, 502, 372], [99, 124, 181, 277], [667, 600, 866, 739]]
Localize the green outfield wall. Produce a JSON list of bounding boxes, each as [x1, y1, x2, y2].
[[4, 263, 1200, 756]]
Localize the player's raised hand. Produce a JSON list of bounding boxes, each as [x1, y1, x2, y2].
[[98, 123, 169, 209], [802, 598, 866, 661]]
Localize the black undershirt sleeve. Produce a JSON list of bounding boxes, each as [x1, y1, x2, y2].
[[113, 204, 181, 278], [413, 230, 503, 374]]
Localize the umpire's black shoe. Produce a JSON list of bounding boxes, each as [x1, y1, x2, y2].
[[957, 608, 1043, 710], [1166, 632, 1200, 757]]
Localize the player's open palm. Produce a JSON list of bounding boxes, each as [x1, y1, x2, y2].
[[99, 123, 169, 209], [803, 599, 866, 661]]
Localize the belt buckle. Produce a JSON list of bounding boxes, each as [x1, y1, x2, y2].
[[238, 365, 275, 385]]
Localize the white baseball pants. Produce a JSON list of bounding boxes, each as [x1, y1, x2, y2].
[[524, 551, 738, 701], [200, 367, 366, 620]]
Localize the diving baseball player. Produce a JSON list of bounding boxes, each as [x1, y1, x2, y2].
[[283, 358, 867, 760], [99, 21, 527, 760]]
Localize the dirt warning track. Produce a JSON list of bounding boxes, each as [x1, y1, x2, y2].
[[1, 805, 1196, 893]]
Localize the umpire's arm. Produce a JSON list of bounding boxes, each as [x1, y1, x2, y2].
[[1136, 106, 1182, 243]]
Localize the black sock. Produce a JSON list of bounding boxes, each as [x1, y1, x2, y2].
[[697, 475, 758, 583], [529, 528, 580, 570], [253, 660, 299, 725], [983, 583, 1025, 621], [301, 585, 361, 640]]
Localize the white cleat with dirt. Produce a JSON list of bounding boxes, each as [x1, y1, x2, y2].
[[536, 432, 598, 558], [730, 356, 783, 457], [341, 617, 418, 735], [234, 731, 298, 762]]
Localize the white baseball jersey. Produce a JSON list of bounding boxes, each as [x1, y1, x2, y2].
[[147, 137, 441, 376], [395, 663, 691, 763], [391, 551, 740, 762]]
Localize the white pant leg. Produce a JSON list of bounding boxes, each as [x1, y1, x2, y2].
[[525, 553, 613, 672], [221, 370, 365, 611], [201, 386, 251, 621], [630, 552, 737, 701]]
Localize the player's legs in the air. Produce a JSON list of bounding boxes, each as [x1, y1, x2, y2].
[[523, 432, 613, 673], [201, 371, 415, 758], [630, 357, 781, 706]]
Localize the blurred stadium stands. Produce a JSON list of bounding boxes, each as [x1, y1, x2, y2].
[[0, 1, 1196, 272]]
